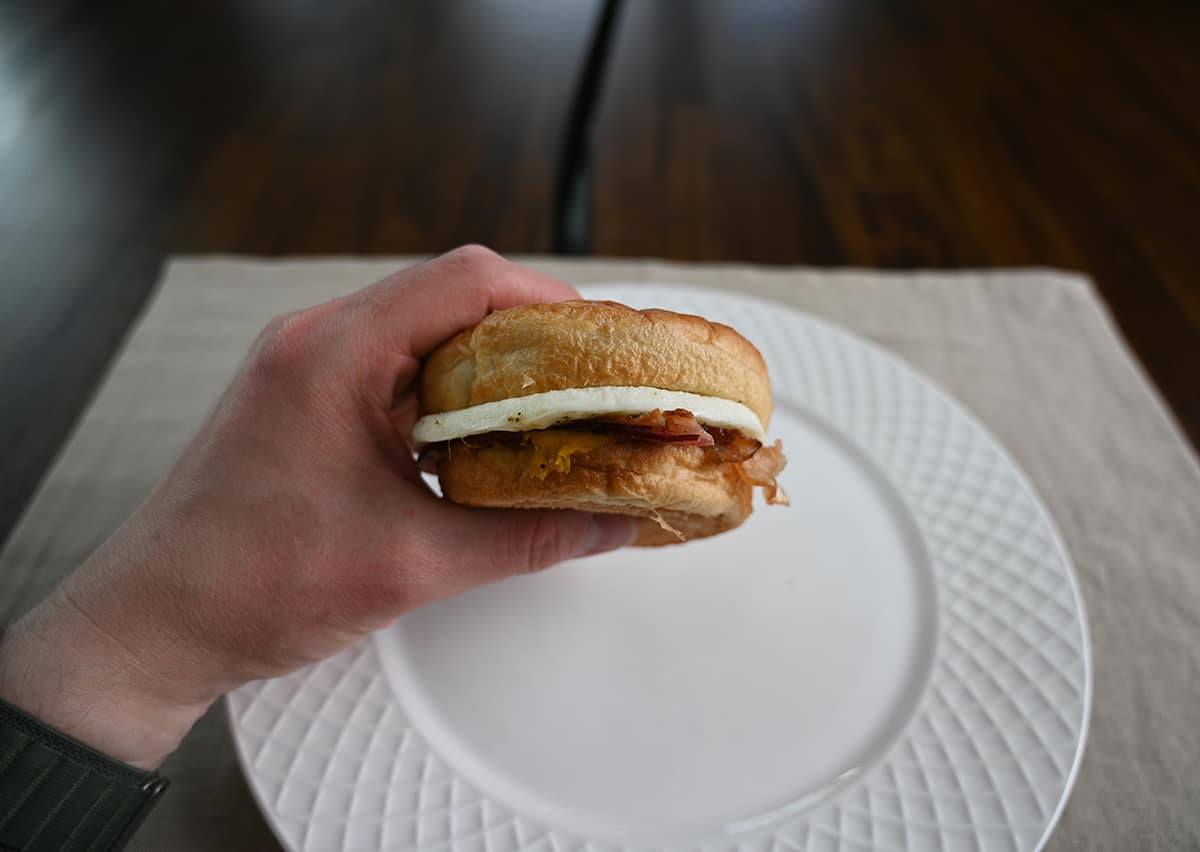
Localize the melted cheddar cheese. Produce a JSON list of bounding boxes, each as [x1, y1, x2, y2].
[[526, 431, 619, 479]]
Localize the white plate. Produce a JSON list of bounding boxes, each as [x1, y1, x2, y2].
[[228, 286, 1091, 852]]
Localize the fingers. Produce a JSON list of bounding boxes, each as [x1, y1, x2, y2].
[[359, 245, 580, 360], [399, 503, 637, 607]]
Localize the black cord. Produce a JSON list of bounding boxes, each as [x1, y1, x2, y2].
[[552, 0, 623, 255]]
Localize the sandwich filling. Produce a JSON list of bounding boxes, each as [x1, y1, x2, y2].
[[412, 386, 787, 504]]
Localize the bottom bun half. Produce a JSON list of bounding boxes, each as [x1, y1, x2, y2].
[[435, 441, 754, 546]]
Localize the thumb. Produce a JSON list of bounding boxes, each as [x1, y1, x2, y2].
[[409, 505, 637, 604]]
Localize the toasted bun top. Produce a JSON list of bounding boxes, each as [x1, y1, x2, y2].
[[419, 300, 773, 425]]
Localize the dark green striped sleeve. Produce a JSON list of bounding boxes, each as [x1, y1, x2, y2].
[[0, 699, 167, 852]]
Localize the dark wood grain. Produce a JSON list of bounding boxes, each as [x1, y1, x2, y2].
[[172, 2, 601, 254], [0, 0, 602, 542], [592, 0, 1200, 446]]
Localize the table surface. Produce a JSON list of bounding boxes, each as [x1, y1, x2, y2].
[[1, 0, 1198, 541]]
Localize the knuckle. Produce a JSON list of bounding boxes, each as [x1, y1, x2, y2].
[[252, 308, 326, 377], [443, 243, 504, 275]]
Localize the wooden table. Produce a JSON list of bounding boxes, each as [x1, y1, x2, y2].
[[1, 0, 1197, 543]]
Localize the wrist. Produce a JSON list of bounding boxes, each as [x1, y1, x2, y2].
[[0, 593, 212, 770]]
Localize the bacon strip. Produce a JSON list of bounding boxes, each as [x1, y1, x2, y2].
[[706, 427, 763, 462], [588, 409, 714, 446], [737, 440, 789, 505]]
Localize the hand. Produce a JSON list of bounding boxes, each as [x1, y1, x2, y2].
[[0, 246, 636, 769]]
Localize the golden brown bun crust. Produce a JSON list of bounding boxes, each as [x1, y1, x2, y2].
[[420, 300, 772, 426], [436, 442, 754, 546]]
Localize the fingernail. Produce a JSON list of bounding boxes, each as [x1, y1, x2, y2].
[[583, 515, 638, 555]]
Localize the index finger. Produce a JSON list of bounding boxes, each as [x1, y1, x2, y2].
[[359, 245, 580, 359]]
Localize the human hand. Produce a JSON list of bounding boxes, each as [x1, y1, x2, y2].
[[0, 246, 636, 769]]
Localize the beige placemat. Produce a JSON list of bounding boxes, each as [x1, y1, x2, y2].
[[2, 257, 1198, 851]]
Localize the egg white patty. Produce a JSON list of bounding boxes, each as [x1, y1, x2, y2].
[[411, 386, 765, 449]]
